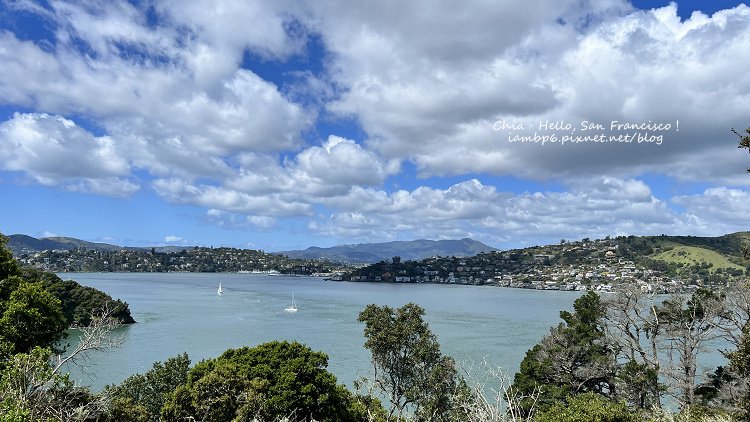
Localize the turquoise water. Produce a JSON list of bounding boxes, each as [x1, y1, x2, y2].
[[62, 272, 584, 390]]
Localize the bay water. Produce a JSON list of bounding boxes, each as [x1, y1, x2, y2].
[[62, 272, 585, 391]]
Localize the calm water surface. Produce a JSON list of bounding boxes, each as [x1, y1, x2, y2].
[[62, 273, 583, 390]]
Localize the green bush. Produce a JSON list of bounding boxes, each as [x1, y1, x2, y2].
[[0, 279, 66, 357], [533, 393, 639, 422], [101, 397, 150, 422], [161, 341, 383, 421], [104, 353, 190, 421]]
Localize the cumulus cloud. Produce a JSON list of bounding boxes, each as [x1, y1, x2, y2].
[[152, 178, 312, 216], [0, 112, 138, 196], [672, 187, 750, 233], [310, 177, 704, 246], [294, 135, 396, 186], [0, 2, 313, 181], [225, 135, 397, 198], [315, 2, 750, 182], [152, 135, 396, 217]]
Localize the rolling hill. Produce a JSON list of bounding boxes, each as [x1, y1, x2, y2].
[[652, 245, 745, 272], [6, 234, 190, 254], [619, 232, 750, 271], [7, 234, 124, 253]]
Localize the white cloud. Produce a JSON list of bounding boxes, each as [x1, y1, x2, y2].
[[672, 187, 750, 233], [153, 135, 395, 216], [314, 2, 750, 183], [0, 112, 138, 196], [0, 3, 313, 181], [294, 135, 395, 186], [226, 135, 397, 198], [64, 177, 140, 197], [247, 215, 277, 230], [164, 235, 184, 243], [158, 0, 302, 55], [310, 177, 700, 246], [152, 178, 312, 216]]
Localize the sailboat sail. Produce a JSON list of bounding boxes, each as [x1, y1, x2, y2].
[[217, 283, 223, 295], [284, 293, 297, 312]]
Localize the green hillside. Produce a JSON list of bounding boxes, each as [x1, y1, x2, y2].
[[648, 232, 750, 257], [617, 232, 750, 272], [651, 245, 745, 272]]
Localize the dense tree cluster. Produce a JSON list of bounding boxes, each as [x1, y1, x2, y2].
[[161, 342, 379, 421], [0, 233, 126, 419], [104, 353, 191, 421], [21, 267, 135, 326], [1, 235, 67, 359], [511, 285, 750, 420]]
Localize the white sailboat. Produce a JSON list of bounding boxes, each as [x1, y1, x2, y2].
[[284, 293, 298, 312], [217, 283, 223, 296]]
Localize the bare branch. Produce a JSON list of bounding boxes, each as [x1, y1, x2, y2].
[[453, 358, 537, 422], [51, 305, 125, 379]]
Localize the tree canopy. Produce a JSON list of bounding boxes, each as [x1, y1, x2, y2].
[[0, 280, 67, 357], [512, 291, 615, 415], [161, 341, 378, 422], [23, 267, 135, 326], [105, 353, 191, 421], [358, 302, 466, 421]]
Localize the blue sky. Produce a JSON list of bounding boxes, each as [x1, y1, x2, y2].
[[1, 0, 750, 251]]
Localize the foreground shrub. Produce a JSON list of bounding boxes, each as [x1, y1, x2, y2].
[[533, 393, 638, 422], [104, 353, 190, 421], [161, 341, 384, 421]]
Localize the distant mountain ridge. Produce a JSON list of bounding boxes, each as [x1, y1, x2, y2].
[[7, 234, 189, 254], [276, 238, 498, 263], [8, 235, 497, 263]]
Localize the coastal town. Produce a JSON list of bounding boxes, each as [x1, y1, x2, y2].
[[10, 234, 749, 294], [339, 235, 748, 294]]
